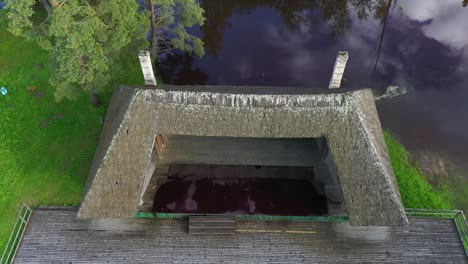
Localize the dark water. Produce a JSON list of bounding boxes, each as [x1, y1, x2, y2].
[[153, 178, 327, 216], [158, 1, 468, 170], [154, 164, 327, 215]]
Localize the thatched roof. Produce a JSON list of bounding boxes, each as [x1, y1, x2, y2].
[[78, 85, 408, 227]]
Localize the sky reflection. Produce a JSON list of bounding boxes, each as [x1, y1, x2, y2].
[[159, 0, 468, 170]]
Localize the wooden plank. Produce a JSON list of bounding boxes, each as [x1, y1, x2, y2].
[[189, 228, 237, 235], [189, 215, 237, 235], [156, 134, 165, 154], [14, 210, 467, 263], [190, 215, 236, 223]]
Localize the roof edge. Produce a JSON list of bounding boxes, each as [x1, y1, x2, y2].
[[124, 85, 372, 96]]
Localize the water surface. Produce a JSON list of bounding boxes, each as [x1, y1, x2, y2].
[[158, 0, 468, 170]]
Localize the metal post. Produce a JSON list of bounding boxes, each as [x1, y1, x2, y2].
[[329, 51, 349, 89], [138, 50, 157, 86]]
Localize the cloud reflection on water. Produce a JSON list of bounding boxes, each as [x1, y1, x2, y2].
[[165, 0, 468, 170]]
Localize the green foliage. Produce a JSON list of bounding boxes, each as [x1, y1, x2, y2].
[[0, 12, 143, 253], [384, 132, 454, 209], [4, 0, 150, 101], [155, 0, 205, 57], [4, 0, 36, 36]]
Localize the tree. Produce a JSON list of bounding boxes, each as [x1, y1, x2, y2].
[[5, 0, 149, 101], [146, 0, 205, 60]]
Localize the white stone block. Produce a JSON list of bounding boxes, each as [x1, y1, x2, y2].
[[329, 51, 349, 89], [139, 51, 157, 86]]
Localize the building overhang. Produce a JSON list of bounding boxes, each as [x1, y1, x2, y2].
[[78, 85, 408, 227]]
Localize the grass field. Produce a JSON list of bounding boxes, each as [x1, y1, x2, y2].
[[385, 132, 456, 209], [0, 10, 144, 253]]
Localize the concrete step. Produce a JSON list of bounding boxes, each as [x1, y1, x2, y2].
[[189, 215, 237, 235]]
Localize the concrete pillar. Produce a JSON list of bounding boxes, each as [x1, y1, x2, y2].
[[139, 51, 157, 86], [329, 51, 349, 89]]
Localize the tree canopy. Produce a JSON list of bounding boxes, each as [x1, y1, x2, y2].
[[5, 0, 149, 101], [5, 0, 206, 101]]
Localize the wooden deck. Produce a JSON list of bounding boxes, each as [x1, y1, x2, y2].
[[15, 208, 467, 263]]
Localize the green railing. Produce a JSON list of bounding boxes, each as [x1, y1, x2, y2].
[[0, 204, 32, 264], [406, 208, 467, 256], [136, 212, 349, 223]]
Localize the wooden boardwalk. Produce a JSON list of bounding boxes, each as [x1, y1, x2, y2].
[[15, 208, 467, 263]]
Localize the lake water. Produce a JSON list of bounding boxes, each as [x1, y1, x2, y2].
[[158, 0, 468, 170]]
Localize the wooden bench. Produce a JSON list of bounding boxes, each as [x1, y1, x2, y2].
[[188, 215, 237, 235]]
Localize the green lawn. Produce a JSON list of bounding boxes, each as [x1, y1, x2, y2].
[[384, 132, 455, 209], [0, 10, 143, 253]]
